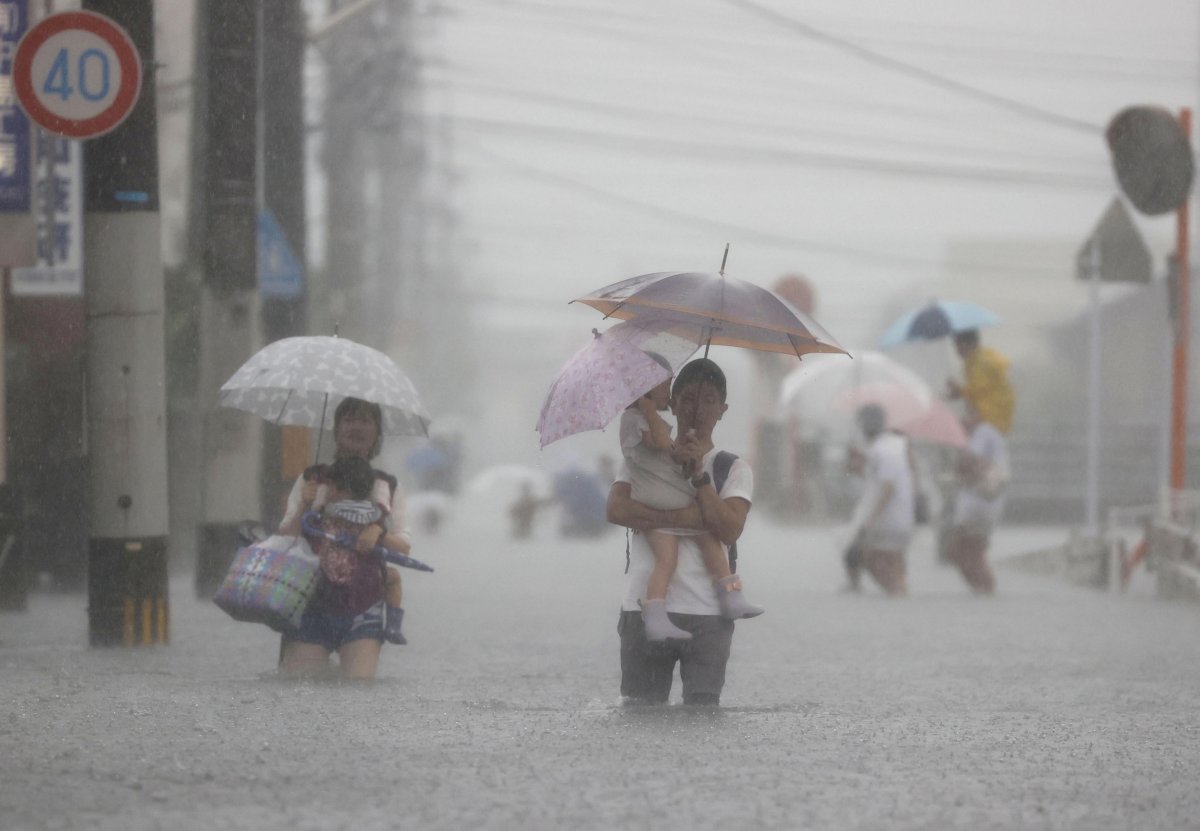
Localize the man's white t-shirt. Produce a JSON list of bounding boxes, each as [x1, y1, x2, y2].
[[954, 421, 1009, 532], [618, 447, 754, 615], [857, 431, 914, 551]]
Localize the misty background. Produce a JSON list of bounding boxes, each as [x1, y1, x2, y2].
[[12, 0, 1197, 589], [143, 0, 1197, 546]]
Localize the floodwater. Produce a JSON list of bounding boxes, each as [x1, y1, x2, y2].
[[3, 504, 1199, 831]]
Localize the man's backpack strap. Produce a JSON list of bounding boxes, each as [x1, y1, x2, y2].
[[712, 451, 740, 572]]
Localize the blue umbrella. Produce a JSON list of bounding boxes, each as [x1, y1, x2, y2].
[[878, 300, 1000, 348]]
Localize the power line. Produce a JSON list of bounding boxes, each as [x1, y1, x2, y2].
[[427, 73, 1100, 171], [713, 0, 1104, 135], [448, 113, 1109, 188], [447, 0, 1194, 81], [461, 142, 1069, 277]]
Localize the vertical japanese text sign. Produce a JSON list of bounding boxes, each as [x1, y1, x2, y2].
[[11, 132, 81, 295]]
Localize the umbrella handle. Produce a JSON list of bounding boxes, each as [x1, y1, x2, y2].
[[314, 392, 329, 462]]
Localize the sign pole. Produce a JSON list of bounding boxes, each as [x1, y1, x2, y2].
[[1085, 241, 1102, 533], [1169, 108, 1192, 499]]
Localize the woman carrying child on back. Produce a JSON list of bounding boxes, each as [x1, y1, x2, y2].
[[619, 355, 763, 642]]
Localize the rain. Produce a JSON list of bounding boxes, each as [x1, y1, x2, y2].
[[3, 1, 1200, 829]]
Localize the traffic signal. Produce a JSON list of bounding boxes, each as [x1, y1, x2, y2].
[[1105, 106, 1194, 216]]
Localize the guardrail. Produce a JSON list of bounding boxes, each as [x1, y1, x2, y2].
[[1103, 489, 1200, 596]]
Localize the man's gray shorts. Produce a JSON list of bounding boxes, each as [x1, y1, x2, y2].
[[618, 610, 734, 705]]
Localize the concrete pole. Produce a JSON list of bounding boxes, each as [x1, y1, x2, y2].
[[191, 0, 263, 596], [82, 0, 170, 646], [320, 0, 367, 345], [261, 0, 310, 511]]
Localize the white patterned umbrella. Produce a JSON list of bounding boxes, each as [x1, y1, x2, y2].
[[220, 336, 431, 437]]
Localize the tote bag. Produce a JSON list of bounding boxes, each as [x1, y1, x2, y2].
[[213, 535, 320, 633]]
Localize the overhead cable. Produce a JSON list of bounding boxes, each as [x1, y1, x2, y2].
[[715, 0, 1103, 135], [465, 142, 1066, 277]]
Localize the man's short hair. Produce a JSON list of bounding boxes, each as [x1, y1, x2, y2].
[[672, 358, 727, 401], [953, 329, 980, 349], [856, 403, 887, 436]]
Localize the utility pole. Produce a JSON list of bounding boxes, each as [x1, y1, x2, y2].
[[261, 0, 309, 512], [319, 0, 369, 346], [191, 0, 263, 596], [82, 0, 170, 646]]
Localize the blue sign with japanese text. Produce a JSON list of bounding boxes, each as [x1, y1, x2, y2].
[[0, 0, 31, 212], [11, 131, 82, 295]]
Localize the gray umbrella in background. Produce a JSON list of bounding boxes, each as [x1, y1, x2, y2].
[[219, 336, 431, 456]]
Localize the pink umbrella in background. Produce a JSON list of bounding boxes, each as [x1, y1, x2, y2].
[[901, 398, 969, 448], [835, 382, 967, 448]]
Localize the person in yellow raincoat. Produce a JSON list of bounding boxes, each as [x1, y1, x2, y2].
[[946, 329, 1014, 434]]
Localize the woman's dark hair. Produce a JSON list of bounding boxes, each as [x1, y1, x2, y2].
[[333, 397, 384, 459], [327, 456, 375, 501]]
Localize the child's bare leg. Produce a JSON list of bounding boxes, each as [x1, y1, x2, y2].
[[645, 531, 681, 601], [641, 532, 692, 641], [385, 566, 403, 608], [697, 533, 732, 581], [383, 566, 407, 645], [697, 533, 765, 620]]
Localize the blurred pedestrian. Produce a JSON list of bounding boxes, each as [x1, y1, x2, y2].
[[554, 460, 609, 539], [840, 404, 914, 597], [945, 403, 1010, 595], [946, 328, 1014, 435], [606, 358, 754, 706], [509, 482, 549, 539], [276, 398, 411, 679]]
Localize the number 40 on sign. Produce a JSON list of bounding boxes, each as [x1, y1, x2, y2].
[[13, 11, 142, 140]]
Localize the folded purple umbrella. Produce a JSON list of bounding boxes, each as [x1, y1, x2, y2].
[[301, 511, 434, 572]]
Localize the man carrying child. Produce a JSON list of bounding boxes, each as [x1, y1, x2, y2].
[[606, 358, 755, 707]]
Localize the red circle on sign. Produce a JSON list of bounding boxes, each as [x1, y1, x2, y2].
[[13, 11, 142, 139]]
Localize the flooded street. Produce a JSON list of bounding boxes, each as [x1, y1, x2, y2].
[[3, 513, 1200, 830]]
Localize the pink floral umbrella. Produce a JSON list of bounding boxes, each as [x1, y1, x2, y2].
[[536, 318, 703, 448]]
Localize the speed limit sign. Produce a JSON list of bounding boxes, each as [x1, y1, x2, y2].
[[12, 11, 142, 140]]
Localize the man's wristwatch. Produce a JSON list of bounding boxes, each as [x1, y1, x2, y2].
[[690, 472, 711, 489]]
